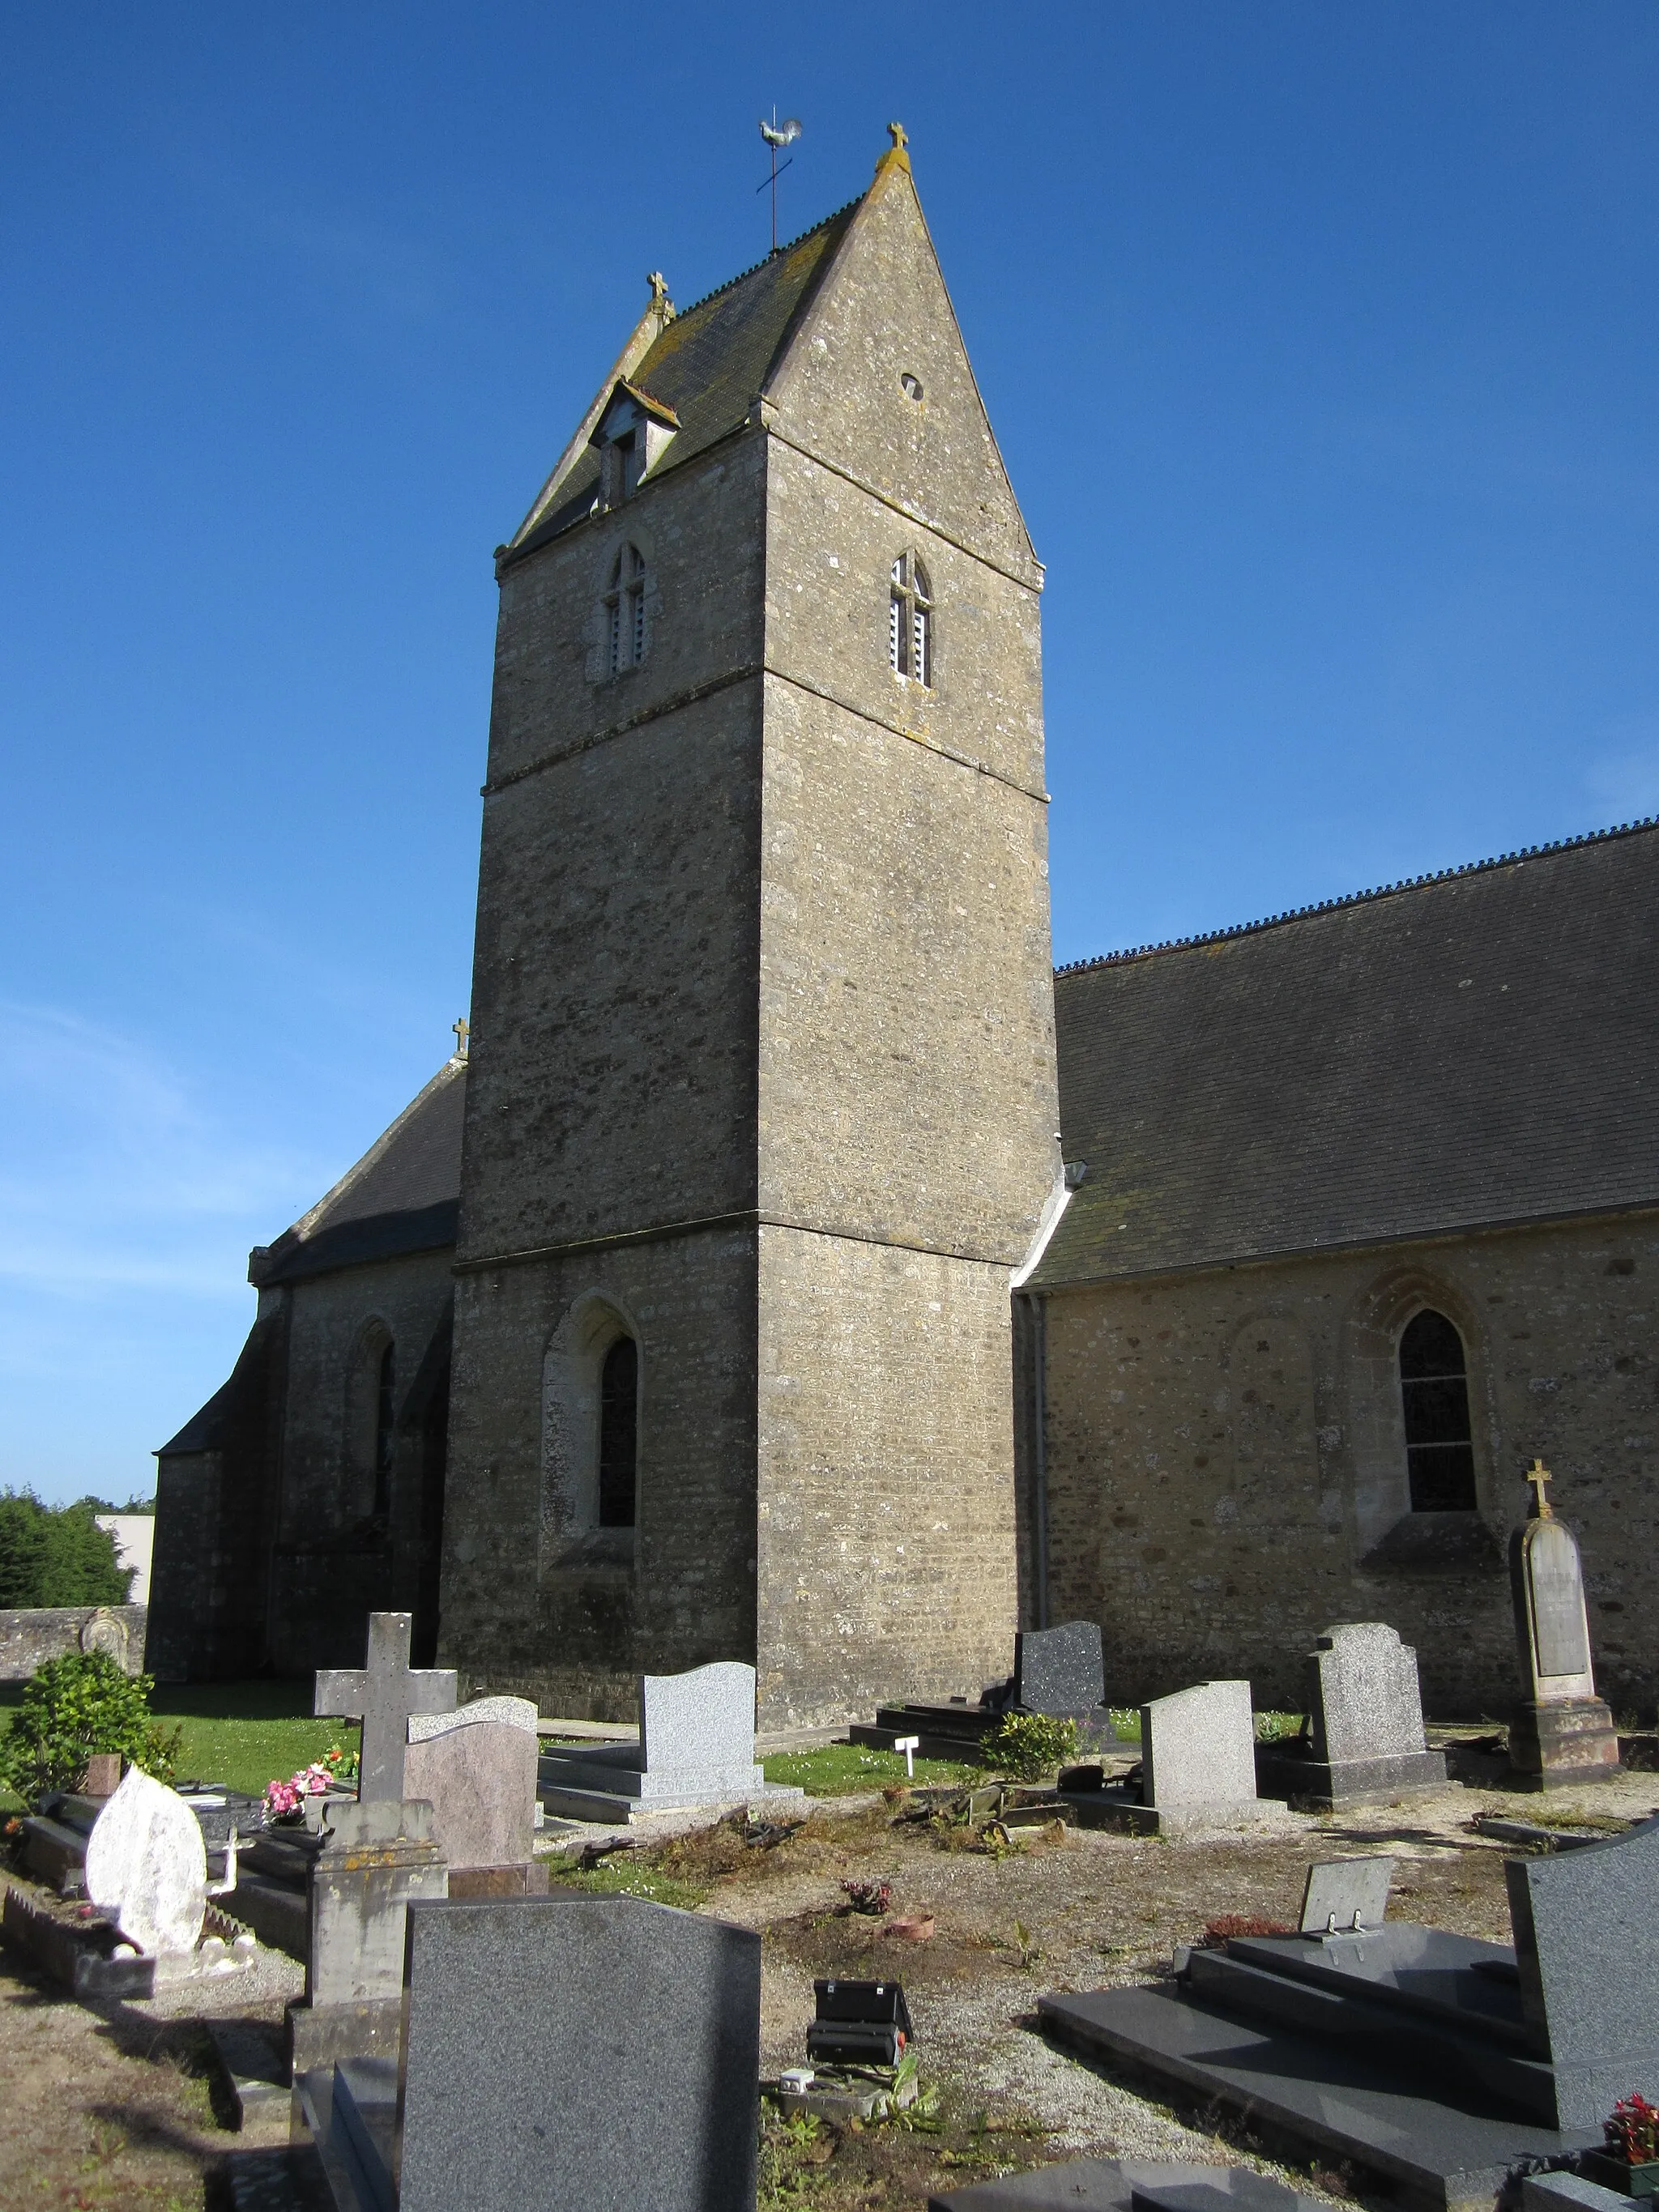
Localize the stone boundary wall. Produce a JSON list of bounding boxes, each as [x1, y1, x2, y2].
[[0, 1605, 149, 1681]]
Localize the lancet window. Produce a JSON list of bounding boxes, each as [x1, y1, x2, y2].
[[597, 1336, 638, 1529], [1398, 1309, 1478, 1511], [889, 552, 932, 685]]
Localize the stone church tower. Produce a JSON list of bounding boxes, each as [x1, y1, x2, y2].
[[439, 131, 1058, 1728]]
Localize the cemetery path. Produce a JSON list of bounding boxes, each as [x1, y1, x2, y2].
[[0, 1891, 301, 2210]]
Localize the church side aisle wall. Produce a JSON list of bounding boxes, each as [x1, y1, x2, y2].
[[1040, 1209, 1659, 1716]]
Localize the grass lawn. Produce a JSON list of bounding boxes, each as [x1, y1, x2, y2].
[[0, 1678, 360, 1805], [761, 1742, 979, 1795]]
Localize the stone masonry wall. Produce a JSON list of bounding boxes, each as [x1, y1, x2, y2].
[[1, 1607, 148, 1681], [1040, 1209, 1659, 1718]]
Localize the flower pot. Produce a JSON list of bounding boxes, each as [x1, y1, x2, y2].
[[1581, 2154, 1659, 2197]]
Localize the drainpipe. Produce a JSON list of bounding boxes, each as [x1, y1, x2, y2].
[[1028, 1291, 1050, 1631]]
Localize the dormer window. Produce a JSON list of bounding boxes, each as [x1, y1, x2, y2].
[[591, 380, 679, 508]]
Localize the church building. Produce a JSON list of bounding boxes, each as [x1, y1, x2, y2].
[[148, 130, 1659, 1728]]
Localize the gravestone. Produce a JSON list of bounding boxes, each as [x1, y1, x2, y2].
[[1298, 1856, 1394, 1933], [83, 1765, 206, 1960], [1139, 1682, 1264, 1833], [1508, 1463, 1619, 1788], [537, 1660, 805, 1822], [286, 1796, 447, 2073], [1256, 1623, 1447, 1807], [403, 1694, 545, 1892], [313, 1610, 456, 1802], [1013, 1622, 1106, 1716], [305, 1892, 762, 2212], [1039, 1817, 1659, 2201]]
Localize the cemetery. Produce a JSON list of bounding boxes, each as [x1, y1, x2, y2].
[[2, 1492, 1659, 2211]]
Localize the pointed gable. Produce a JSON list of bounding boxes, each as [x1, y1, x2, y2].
[[504, 206, 858, 565], [764, 138, 1038, 583]]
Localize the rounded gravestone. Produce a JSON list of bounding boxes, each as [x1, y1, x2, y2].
[[83, 1767, 206, 1959], [79, 1609, 129, 1665]]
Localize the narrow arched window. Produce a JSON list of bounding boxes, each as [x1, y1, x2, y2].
[[1398, 1310, 1477, 1511], [597, 1336, 638, 1528], [373, 1340, 396, 1519], [603, 546, 646, 676], [889, 553, 932, 685]]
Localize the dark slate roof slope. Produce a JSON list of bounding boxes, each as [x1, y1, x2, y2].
[[1035, 820, 1659, 1289], [510, 203, 859, 557], [249, 1057, 465, 1288]]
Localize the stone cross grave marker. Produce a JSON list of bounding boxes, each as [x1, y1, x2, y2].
[[1508, 1466, 1618, 1785], [313, 1611, 456, 1803], [1013, 1621, 1105, 1716], [83, 1766, 207, 1960]]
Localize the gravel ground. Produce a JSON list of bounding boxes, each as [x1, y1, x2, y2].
[[2, 1745, 1654, 2208]]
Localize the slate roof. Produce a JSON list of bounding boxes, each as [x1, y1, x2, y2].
[[1033, 820, 1659, 1289], [248, 1056, 466, 1288], [506, 202, 859, 560]]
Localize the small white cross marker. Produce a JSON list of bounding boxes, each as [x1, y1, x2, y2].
[[894, 1734, 920, 1779]]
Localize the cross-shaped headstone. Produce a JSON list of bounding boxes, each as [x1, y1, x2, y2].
[[314, 1612, 457, 1804], [1526, 1457, 1555, 1520]]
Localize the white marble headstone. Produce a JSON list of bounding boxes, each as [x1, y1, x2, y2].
[[83, 1766, 207, 1959]]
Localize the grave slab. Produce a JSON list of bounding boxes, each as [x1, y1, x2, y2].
[[1038, 1985, 1597, 2212], [537, 1659, 805, 1822], [930, 2160, 1326, 2212]]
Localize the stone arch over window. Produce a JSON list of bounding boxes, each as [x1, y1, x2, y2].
[[1398, 1309, 1478, 1512], [540, 1293, 642, 1571], [889, 552, 932, 684], [344, 1317, 396, 1524], [602, 543, 647, 676], [1339, 1265, 1498, 1569]]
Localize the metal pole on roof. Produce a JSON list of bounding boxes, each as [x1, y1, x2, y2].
[[758, 113, 801, 255]]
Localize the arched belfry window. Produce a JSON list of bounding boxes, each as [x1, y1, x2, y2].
[[889, 553, 932, 685], [597, 1336, 638, 1529], [1398, 1309, 1477, 1511], [603, 546, 646, 676]]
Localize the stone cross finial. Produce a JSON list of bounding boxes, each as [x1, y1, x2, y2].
[[1525, 1458, 1555, 1519], [314, 1613, 457, 1803], [887, 121, 908, 152], [648, 270, 668, 306], [452, 1016, 469, 1060]]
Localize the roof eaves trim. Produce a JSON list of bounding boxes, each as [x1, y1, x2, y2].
[[1054, 817, 1659, 978]]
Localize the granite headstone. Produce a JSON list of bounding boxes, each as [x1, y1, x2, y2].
[[1141, 1681, 1261, 1830], [1013, 1622, 1106, 1716], [537, 1659, 805, 1821], [403, 1695, 539, 1876], [1256, 1623, 1447, 1807], [318, 1892, 763, 2212], [1508, 1466, 1619, 1787]]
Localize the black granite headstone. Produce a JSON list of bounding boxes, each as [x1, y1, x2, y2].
[[1013, 1622, 1105, 1715], [386, 1893, 761, 2212]]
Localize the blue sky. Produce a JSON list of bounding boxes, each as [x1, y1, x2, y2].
[[4, 6, 1657, 1502]]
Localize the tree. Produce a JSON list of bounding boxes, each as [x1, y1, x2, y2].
[[0, 1490, 131, 1609]]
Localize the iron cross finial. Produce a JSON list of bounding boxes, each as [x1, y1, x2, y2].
[[1525, 1458, 1555, 1519], [887, 121, 908, 153], [452, 1016, 469, 1060]]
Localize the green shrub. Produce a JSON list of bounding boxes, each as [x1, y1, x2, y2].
[[0, 1651, 181, 1800], [0, 1490, 131, 1608], [980, 1711, 1080, 1780]]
